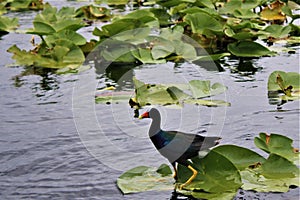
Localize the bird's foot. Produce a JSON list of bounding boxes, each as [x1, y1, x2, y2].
[[174, 183, 187, 190]]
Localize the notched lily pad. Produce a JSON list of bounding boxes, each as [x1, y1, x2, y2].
[[254, 132, 299, 163]]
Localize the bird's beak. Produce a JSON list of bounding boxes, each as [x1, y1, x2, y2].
[[138, 111, 149, 119]]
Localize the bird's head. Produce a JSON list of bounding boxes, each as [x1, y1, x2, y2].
[[138, 108, 159, 119], [138, 111, 150, 119]]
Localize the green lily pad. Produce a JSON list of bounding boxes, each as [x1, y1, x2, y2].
[[233, 9, 258, 19], [0, 15, 19, 35], [27, 4, 85, 36], [212, 145, 266, 170], [254, 132, 299, 163], [132, 48, 166, 64], [7, 40, 85, 69], [259, 24, 292, 39], [117, 164, 174, 194], [177, 151, 242, 192], [7, 0, 44, 11], [45, 30, 86, 47], [228, 41, 275, 57], [189, 80, 227, 98], [133, 77, 229, 107], [267, 71, 300, 103], [117, 151, 241, 199], [268, 71, 300, 92], [117, 133, 299, 198], [76, 5, 111, 20], [241, 153, 299, 192], [184, 12, 223, 36]]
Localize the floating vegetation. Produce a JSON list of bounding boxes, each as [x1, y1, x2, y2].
[[117, 132, 299, 199], [4, 0, 300, 71]]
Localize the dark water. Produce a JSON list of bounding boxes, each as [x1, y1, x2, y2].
[[1, 1, 299, 199]]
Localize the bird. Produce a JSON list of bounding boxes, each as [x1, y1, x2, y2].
[[139, 108, 221, 189]]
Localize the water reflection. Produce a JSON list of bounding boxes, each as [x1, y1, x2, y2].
[[12, 67, 60, 99], [221, 57, 263, 82]]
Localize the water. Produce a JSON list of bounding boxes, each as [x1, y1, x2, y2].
[[1, 1, 299, 199]]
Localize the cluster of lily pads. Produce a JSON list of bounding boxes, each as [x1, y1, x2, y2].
[[95, 70, 300, 107], [2, 0, 300, 72], [117, 132, 299, 199]]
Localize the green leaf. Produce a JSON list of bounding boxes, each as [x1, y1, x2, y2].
[[183, 12, 223, 36], [27, 21, 56, 35], [177, 151, 242, 193], [45, 30, 86, 46], [117, 165, 174, 194], [133, 77, 229, 107], [233, 9, 258, 19], [259, 24, 292, 39], [189, 80, 227, 98], [0, 16, 19, 34], [95, 18, 144, 38], [261, 154, 299, 179], [268, 71, 300, 91], [150, 37, 175, 60], [241, 168, 299, 192], [241, 153, 299, 192], [228, 41, 275, 57], [156, 163, 173, 176], [76, 5, 111, 19], [212, 145, 266, 170], [132, 48, 165, 64], [254, 132, 299, 163], [100, 39, 136, 63]]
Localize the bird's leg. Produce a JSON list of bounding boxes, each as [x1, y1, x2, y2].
[[171, 162, 178, 181], [179, 165, 198, 190]]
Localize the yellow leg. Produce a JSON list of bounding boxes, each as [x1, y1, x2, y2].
[[172, 163, 178, 180], [179, 165, 198, 190]]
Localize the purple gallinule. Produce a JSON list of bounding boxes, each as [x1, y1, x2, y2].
[[139, 108, 221, 189]]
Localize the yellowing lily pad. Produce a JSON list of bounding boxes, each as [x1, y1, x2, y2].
[[260, 0, 286, 21]]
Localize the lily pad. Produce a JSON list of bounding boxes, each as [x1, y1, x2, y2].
[[267, 71, 300, 103], [189, 80, 227, 98], [76, 5, 111, 20], [241, 153, 299, 192], [259, 24, 292, 39], [0, 15, 19, 35], [228, 41, 275, 57], [117, 133, 299, 198], [260, 0, 286, 22], [177, 151, 242, 192], [212, 145, 266, 170], [183, 12, 223, 36], [6, 0, 44, 11], [268, 71, 300, 92], [117, 164, 174, 194], [133, 77, 229, 107], [254, 132, 299, 163], [7, 40, 85, 69]]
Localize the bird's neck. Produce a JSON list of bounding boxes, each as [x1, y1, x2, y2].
[[149, 116, 161, 137]]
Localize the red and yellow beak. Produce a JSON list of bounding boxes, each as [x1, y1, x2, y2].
[[138, 111, 149, 119]]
